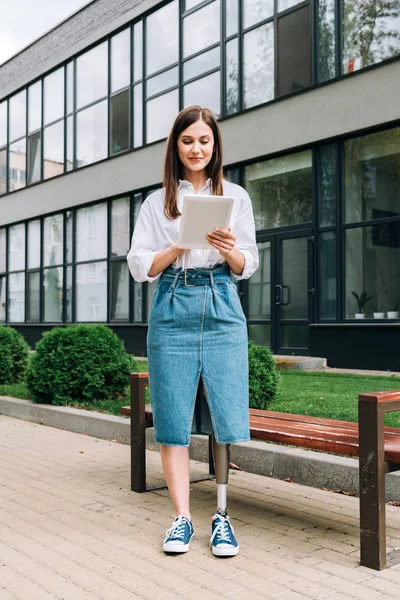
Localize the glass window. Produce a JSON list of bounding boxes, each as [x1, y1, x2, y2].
[[319, 143, 338, 228], [76, 203, 107, 262], [28, 81, 42, 133], [110, 91, 130, 155], [278, 0, 304, 11], [67, 61, 74, 114], [226, 38, 239, 115], [0, 229, 6, 272], [133, 21, 143, 81], [66, 211, 73, 264], [111, 28, 131, 93], [184, 72, 220, 117], [184, 1, 220, 58], [277, 6, 311, 97], [345, 225, 400, 319], [244, 23, 274, 108], [8, 272, 25, 322], [76, 100, 108, 168], [245, 150, 313, 230], [110, 261, 129, 320], [146, 89, 179, 144], [28, 220, 41, 270], [133, 192, 142, 227], [27, 271, 40, 322], [9, 91, 26, 142], [43, 267, 63, 322], [43, 121, 64, 180], [146, 1, 179, 75], [0, 149, 6, 196], [243, 0, 273, 29], [345, 127, 400, 224], [0, 276, 5, 322], [343, 0, 400, 74], [318, 0, 336, 82], [133, 281, 142, 321], [27, 132, 41, 185], [133, 84, 143, 147], [43, 214, 63, 267], [9, 223, 26, 272], [147, 67, 179, 97], [319, 231, 337, 319], [184, 47, 219, 81], [111, 197, 130, 257], [248, 323, 271, 347], [76, 262, 107, 321], [186, 0, 203, 9], [226, 0, 239, 37], [66, 116, 73, 171], [66, 266, 72, 322], [0, 101, 6, 147], [9, 139, 26, 192], [76, 43, 108, 109], [249, 241, 271, 319], [44, 68, 64, 125]]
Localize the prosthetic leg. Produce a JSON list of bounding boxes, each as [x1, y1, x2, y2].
[[212, 436, 230, 515]]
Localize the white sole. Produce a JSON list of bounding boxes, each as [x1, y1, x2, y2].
[[211, 544, 239, 557], [163, 534, 194, 553]]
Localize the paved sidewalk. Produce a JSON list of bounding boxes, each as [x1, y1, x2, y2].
[[1, 417, 400, 600]]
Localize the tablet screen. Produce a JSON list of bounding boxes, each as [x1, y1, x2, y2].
[[177, 195, 234, 250]]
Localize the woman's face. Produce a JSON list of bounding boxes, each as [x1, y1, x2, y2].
[[177, 119, 214, 177]]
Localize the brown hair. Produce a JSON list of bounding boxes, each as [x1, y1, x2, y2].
[[163, 106, 224, 219]]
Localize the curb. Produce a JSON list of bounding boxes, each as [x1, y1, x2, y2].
[[1, 395, 399, 501]]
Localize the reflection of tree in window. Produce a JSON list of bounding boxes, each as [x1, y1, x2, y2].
[[318, 0, 336, 81]]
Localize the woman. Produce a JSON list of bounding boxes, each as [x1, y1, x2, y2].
[[127, 106, 258, 557]]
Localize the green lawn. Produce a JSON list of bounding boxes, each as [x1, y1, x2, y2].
[[1, 361, 400, 427]]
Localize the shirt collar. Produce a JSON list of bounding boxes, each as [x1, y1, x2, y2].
[[178, 178, 212, 192]]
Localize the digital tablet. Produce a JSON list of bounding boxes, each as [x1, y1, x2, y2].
[[177, 194, 234, 250]]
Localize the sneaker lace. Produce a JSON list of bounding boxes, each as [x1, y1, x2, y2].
[[165, 515, 188, 540], [211, 516, 234, 544]]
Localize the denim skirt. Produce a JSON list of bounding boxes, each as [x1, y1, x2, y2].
[[147, 265, 250, 447]]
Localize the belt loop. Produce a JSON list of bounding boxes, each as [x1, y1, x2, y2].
[[209, 270, 214, 287], [171, 270, 181, 291]]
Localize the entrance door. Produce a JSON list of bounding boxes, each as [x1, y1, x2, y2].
[[245, 229, 314, 354]]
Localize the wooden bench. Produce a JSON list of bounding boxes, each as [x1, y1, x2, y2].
[[122, 372, 400, 571]]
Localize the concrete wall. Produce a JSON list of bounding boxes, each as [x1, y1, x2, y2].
[[1, 58, 399, 227]]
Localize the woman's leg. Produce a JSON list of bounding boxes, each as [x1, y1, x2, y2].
[[160, 445, 191, 520]]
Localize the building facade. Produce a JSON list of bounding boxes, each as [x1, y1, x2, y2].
[[0, 0, 399, 369]]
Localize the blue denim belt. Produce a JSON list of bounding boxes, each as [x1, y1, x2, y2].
[[160, 265, 231, 288]]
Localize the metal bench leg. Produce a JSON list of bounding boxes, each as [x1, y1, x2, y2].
[[359, 401, 387, 570], [130, 376, 146, 493]]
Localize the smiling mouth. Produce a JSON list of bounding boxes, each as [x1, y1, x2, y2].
[[189, 158, 202, 161]]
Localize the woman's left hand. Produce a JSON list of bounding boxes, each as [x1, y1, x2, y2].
[[206, 227, 236, 257]]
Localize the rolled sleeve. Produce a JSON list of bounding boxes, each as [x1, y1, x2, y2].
[[127, 202, 161, 283], [230, 190, 259, 281]]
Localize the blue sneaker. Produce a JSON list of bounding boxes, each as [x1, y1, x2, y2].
[[163, 515, 194, 553], [210, 513, 239, 557]]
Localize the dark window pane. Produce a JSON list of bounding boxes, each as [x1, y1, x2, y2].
[[28, 81, 42, 133], [0, 276, 5, 322], [184, 1, 220, 58], [27, 220, 41, 270], [111, 29, 130, 93], [319, 143, 338, 227], [0, 102, 6, 147], [282, 324, 308, 348], [248, 323, 271, 347], [110, 91, 130, 155], [43, 214, 63, 267], [318, 0, 336, 82], [147, 89, 179, 144], [111, 197, 130, 257], [9, 139, 26, 192], [133, 193, 142, 226], [76, 43, 108, 109], [133, 21, 143, 82], [0, 149, 6, 195], [8, 272, 25, 322], [27, 272, 40, 322], [133, 84, 143, 147], [184, 47, 219, 82], [243, 0, 273, 29], [76, 100, 108, 168], [44, 68, 64, 125], [248, 241, 271, 318], [282, 237, 308, 320], [226, 38, 239, 114], [226, 0, 238, 37], [66, 115, 73, 171], [184, 71, 220, 117], [76, 262, 107, 321], [9, 91, 26, 142], [110, 261, 129, 320], [76, 203, 107, 262], [146, 1, 179, 75], [147, 67, 179, 97], [0, 229, 5, 272], [27, 132, 41, 185], [67, 61, 74, 114], [43, 122, 64, 180], [277, 6, 311, 97], [43, 267, 63, 322], [319, 231, 337, 319], [345, 225, 400, 319], [244, 23, 274, 108], [245, 150, 312, 229], [343, 0, 400, 74], [345, 127, 400, 224]]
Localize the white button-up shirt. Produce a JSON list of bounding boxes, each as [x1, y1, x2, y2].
[[127, 179, 259, 282]]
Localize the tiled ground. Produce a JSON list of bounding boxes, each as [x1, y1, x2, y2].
[[1, 414, 400, 600]]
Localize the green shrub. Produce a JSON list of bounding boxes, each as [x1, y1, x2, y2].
[[0, 325, 30, 384], [26, 325, 136, 406], [248, 340, 281, 410]]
